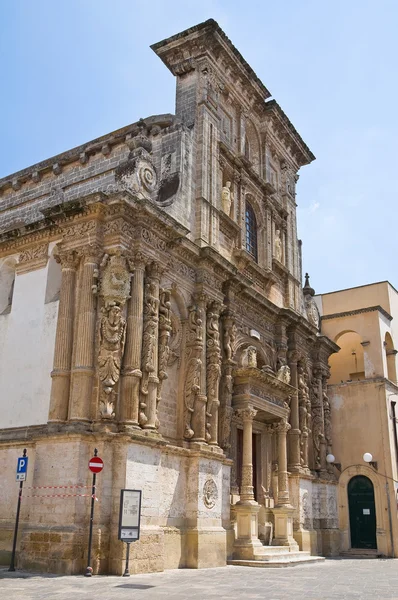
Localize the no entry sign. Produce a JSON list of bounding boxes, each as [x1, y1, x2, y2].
[[88, 456, 104, 473]]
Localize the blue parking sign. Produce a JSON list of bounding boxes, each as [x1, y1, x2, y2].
[[16, 456, 28, 482]]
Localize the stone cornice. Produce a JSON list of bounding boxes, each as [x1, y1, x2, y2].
[[151, 19, 271, 105], [0, 114, 178, 194], [234, 366, 296, 395], [321, 305, 393, 322], [264, 100, 315, 167]]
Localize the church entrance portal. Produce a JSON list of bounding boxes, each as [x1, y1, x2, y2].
[[348, 475, 377, 549]]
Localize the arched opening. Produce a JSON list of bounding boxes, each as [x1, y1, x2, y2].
[[384, 332, 397, 384], [0, 258, 17, 315], [245, 120, 261, 175], [329, 330, 364, 384], [45, 251, 62, 304], [348, 475, 377, 549], [245, 201, 258, 262]]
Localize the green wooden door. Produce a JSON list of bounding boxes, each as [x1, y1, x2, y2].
[[348, 475, 377, 549]]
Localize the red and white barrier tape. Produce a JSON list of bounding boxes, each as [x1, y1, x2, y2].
[[24, 484, 93, 490], [21, 493, 99, 500]]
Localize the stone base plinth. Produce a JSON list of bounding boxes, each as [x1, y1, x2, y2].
[[233, 501, 264, 560], [293, 528, 318, 554], [185, 527, 227, 568], [271, 506, 299, 549]]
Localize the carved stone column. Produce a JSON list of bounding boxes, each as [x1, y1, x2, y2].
[[271, 418, 298, 549], [119, 254, 146, 428], [191, 293, 207, 442], [322, 374, 334, 475], [183, 303, 204, 441], [157, 289, 172, 428], [206, 300, 222, 445], [69, 246, 99, 422], [219, 309, 236, 453], [311, 369, 327, 474], [236, 406, 257, 502], [233, 406, 265, 561], [275, 419, 291, 507], [140, 262, 161, 430], [48, 249, 79, 423], [288, 352, 301, 472]]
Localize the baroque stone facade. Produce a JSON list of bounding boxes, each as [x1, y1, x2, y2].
[[0, 20, 339, 574]]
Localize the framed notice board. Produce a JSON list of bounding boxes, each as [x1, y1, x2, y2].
[[118, 489, 142, 542]]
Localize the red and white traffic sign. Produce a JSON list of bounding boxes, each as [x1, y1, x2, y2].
[[88, 456, 104, 474]]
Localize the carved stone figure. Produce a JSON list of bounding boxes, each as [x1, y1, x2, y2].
[[242, 345, 257, 368], [140, 280, 159, 425], [206, 302, 222, 443], [276, 364, 291, 384], [221, 181, 233, 217], [203, 478, 218, 509], [311, 374, 325, 470], [98, 304, 126, 417], [223, 312, 236, 363], [184, 304, 204, 439], [99, 253, 130, 308], [298, 362, 311, 468], [274, 229, 283, 262], [156, 290, 172, 427]]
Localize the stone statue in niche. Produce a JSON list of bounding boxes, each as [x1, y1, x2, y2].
[[97, 252, 130, 418], [274, 229, 283, 262], [221, 181, 233, 217], [98, 303, 126, 417], [223, 312, 236, 363], [242, 345, 257, 368], [276, 363, 291, 384]]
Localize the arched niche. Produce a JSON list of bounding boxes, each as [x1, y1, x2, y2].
[[245, 120, 261, 175], [234, 339, 270, 371], [384, 332, 397, 384], [45, 250, 62, 304], [0, 257, 17, 315], [329, 330, 364, 384]]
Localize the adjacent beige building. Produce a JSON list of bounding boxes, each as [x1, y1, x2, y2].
[[316, 281, 398, 557], [0, 20, 339, 574]]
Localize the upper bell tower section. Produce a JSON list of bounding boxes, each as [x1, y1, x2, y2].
[[151, 19, 271, 128], [152, 20, 315, 313]]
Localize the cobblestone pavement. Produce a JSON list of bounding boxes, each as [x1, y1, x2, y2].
[[2, 559, 398, 600]]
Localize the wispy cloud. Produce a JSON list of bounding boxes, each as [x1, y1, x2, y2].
[[308, 202, 320, 214]]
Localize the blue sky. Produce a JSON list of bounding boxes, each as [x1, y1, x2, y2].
[[1, 0, 397, 294]]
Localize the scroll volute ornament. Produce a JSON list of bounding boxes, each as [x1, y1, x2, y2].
[[97, 252, 130, 418]]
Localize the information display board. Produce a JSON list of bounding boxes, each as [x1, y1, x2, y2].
[[118, 489, 142, 542]]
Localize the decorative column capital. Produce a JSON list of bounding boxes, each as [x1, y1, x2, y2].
[[127, 251, 148, 272], [287, 349, 300, 364], [77, 243, 102, 263], [235, 406, 257, 422], [54, 248, 80, 270], [274, 419, 291, 434], [146, 260, 163, 280]]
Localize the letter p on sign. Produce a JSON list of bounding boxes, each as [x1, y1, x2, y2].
[[16, 457, 28, 481]]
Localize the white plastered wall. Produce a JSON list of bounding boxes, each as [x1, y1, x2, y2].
[[0, 261, 58, 428]]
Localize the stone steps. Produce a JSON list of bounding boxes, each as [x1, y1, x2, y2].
[[228, 555, 325, 568], [228, 547, 325, 568]]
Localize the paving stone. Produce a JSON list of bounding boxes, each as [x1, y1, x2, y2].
[[2, 559, 398, 599]]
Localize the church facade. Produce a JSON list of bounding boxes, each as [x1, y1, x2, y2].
[[0, 20, 339, 574]]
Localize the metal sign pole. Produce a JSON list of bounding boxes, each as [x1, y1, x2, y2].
[[85, 448, 98, 577], [9, 448, 27, 572], [123, 542, 131, 577]]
